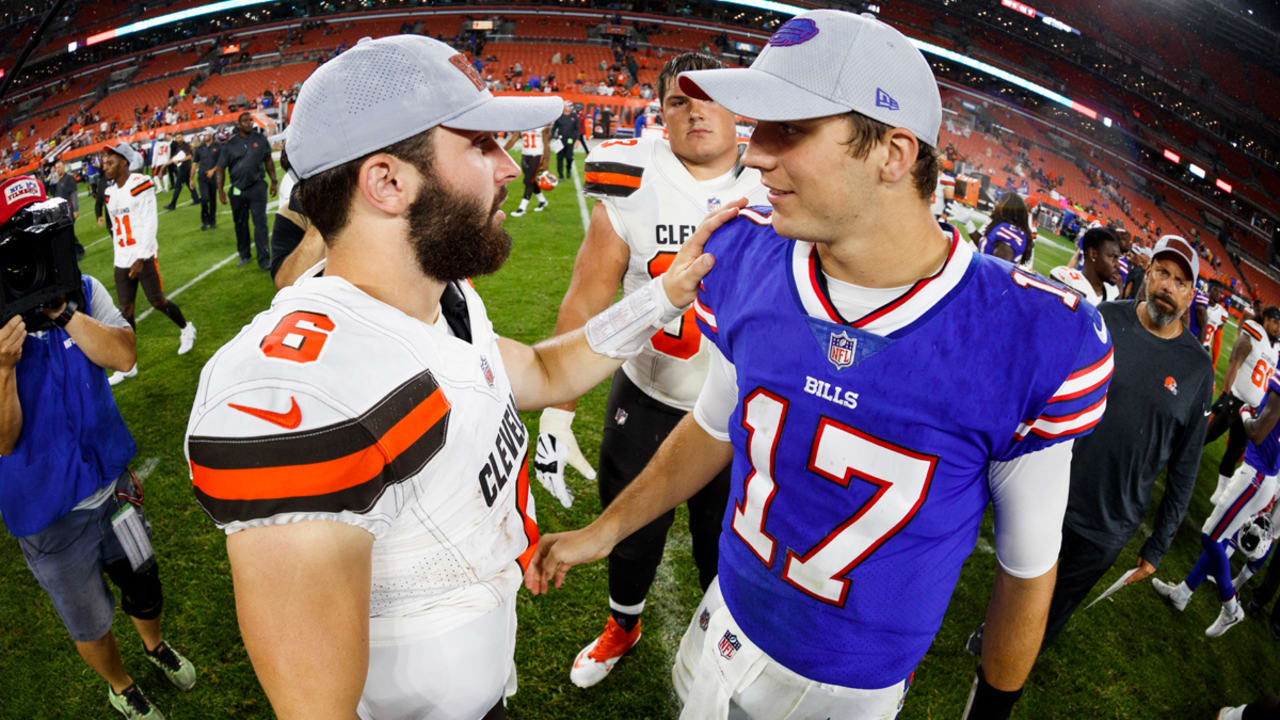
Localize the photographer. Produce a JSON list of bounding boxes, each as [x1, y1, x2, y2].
[[0, 177, 196, 720]]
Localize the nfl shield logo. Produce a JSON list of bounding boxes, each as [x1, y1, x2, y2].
[[827, 330, 856, 370], [718, 630, 741, 659], [480, 357, 495, 387], [698, 609, 710, 631], [707, 197, 722, 212]]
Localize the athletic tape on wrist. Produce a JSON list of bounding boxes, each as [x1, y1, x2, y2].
[[586, 276, 684, 359]]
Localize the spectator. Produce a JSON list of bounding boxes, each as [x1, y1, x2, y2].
[[0, 177, 197, 720]]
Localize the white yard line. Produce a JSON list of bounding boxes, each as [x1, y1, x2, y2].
[[137, 252, 238, 322], [571, 156, 590, 232], [134, 456, 161, 480]]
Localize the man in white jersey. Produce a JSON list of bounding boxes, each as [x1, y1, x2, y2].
[[504, 123, 550, 216], [98, 142, 196, 386], [532, 52, 769, 688], [1205, 305, 1280, 504], [1050, 226, 1121, 306], [183, 35, 731, 720], [1203, 282, 1230, 368]]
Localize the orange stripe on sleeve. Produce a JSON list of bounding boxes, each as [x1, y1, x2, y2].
[[131, 181, 154, 196], [584, 171, 642, 188]]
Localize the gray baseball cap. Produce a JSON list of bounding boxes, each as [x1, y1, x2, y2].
[[1152, 234, 1200, 282], [287, 35, 563, 180], [678, 10, 942, 147], [107, 142, 143, 172]]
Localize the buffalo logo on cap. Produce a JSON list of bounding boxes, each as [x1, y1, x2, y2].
[[4, 178, 42, 205], [448, 53, 486, 91], [767, 18, 819, 47]]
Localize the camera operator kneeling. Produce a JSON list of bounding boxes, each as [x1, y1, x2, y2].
[[0, 177, 196, 720]]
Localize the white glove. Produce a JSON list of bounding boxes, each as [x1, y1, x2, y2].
[[534, 408, 597, 508], [1241, 403, 1257, 422]]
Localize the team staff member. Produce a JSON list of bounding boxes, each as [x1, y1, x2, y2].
[[0, 178, 196, 720], [52, 160, 79, 219], [551, 101, 580, 180], [1204, 306, 1280, 504], [163, 135, 194, 211], [528, 11, 1114, 719], [216, 112, 277, 269], [536, 51, 768, 689], [185, 35, 725, 720], [99, 142, 196, 386], [503, 123, 550, 216], [193, 130, 221, 231], [974, 235, 1211, 653]]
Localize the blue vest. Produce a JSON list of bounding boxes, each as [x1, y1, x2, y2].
[[0, 276, 136, 537]]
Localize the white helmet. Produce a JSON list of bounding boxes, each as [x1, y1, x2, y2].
[[1235, 514, 1274, 562]]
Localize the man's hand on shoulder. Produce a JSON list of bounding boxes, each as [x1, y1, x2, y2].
[[660, 198, 748, 308]]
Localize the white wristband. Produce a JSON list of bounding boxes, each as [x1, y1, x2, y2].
[[586, 276, 685, 359]]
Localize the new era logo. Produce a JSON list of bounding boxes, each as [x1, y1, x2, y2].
[[875, 88, 899, 111]]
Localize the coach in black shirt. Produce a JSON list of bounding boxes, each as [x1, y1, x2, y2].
[[193, 131, 220, 230], [1046, 235, 1213, 648], [216, 112, 277, 269]]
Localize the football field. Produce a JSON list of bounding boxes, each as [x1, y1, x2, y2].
[[0, 154, 1274, 719]]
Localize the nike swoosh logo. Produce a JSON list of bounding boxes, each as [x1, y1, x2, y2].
[[1093, 318, 1108, 344], [1205, 410, 1213, 417], [228, 397, 301, 429]]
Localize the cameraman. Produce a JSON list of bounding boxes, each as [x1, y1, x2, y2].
[[0, 177, 196, 720]]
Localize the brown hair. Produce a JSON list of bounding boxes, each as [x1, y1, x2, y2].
[[293, 128, 435, 241], [841, 111, 939, 201], [657, 52, 724, 106]]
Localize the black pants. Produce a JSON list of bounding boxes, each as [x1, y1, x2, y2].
[[600, 371, 730, 608], [521, 154, 541, 200], [231, 180, 269, 267], [1040, 525, 1126, 650], [1252, 550, 1280, 625], [1206, 391, 1248, 477], [556, 144, 575, 179], [198, 175, 217, 227], [167, 164, 191, 208]]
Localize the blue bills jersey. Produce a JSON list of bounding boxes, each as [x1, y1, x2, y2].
[[1244, 374, 1280, 476], [1188, 288, 1210, 339], [979, 222, 1028, 263], [692, 207, 1114, 689]]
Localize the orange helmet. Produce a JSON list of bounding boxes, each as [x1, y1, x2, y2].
[[536, 171, 559, 192]]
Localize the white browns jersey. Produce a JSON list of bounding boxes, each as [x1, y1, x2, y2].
[[931, 172, 954, 218], [1049, 265, 1118, 307], [1205, 303, 1230, 339], [185, 276, 537, 632], [584, 137, 769, 410], [520, 128, 545, 156], [1231, 319, 1278, 407], [104, 173, 159, 268]]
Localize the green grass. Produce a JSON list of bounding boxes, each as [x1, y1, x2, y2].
[[0, 159, 1273, 719]]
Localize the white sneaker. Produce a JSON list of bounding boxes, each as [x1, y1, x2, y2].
[[178, 323, 196, 355], [511, 207, 526, 217], [1152, 578, 1191, 612], [1206, 602, 1245, 637], [534, 201, 548, 212], [108, 365, 138, 386], [1217, 705, 1246, 720]]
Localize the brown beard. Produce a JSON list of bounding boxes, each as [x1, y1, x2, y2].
[[406, 179, 511, 282]]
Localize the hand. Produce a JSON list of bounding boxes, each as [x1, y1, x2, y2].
[[524, 527, 614, 595], [128, 259, 143, 280], [1241, 404, 1257, 422], [0, 315, 25, 368], [219, 190, 228, 205], [96, 216, 104, 227], [270, 181, 278, 198], [660, 197, 747, 309], [72, 210, 79, 220], [534, 408, 597, 508], [205, 168, 216, 179], [1124, 557, 1156, 585]]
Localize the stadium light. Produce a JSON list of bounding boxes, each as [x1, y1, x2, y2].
[[1163, 149, 1181, 163], [1216, 178, 1232, 193], [86, 0, 277, 46], [1188, 163, 1206, 179]]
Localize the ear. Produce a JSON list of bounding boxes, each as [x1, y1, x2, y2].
[[357, 154, 416, 218], [880, 128, 918, 186]]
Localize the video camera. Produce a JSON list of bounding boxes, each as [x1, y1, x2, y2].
[[0, 194, 82, 333]]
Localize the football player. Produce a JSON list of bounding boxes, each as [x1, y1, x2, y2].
[[184, 35, 729, 720], [98, 142, 196, 385], [533, 51, 769, 689], [1185, 280, 1212, 342], [1204, 306, 1280, 503], [526, 11, 1112, 720], [1203, 282, 1230, 362], [503, 122, 550, 216], [1152, 371, 1280, 637], [1050, 226, 1121, 306], [972, 193, 1035, 267]]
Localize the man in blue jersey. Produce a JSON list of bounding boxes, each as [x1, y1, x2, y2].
[[1152, 372, 1280, 637], [1186, 281, 1211, 342], [526, 10, 1113, 719]]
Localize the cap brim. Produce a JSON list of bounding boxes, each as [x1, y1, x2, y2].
[[445, 94, 564, 132], [679, 68, 849, 122]]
